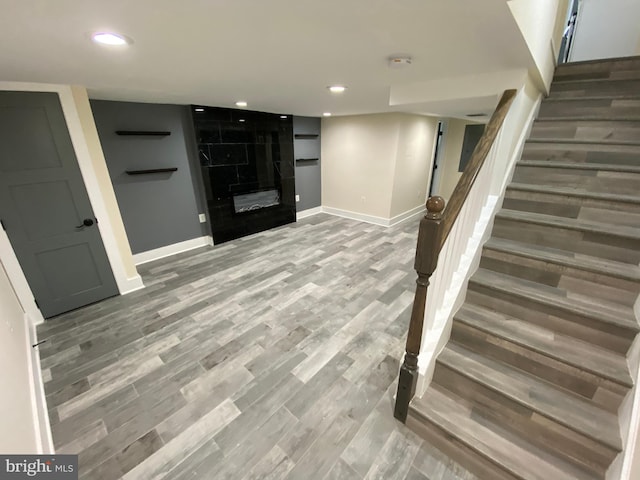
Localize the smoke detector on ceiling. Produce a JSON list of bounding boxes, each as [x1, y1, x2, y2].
[[388, 56, 412, 68]]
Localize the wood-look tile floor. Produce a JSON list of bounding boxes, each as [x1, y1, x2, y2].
[[37, 214, 478, 480]]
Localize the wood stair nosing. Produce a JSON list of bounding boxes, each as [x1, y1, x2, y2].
[[406, 409, 521, 480], [541, 95, 640, 103], [435, 344, 623, 452], [554, 61, 640, 81], [483, 237, 640, 284], [453, 302, 633, 387], [526, 137, 640, 147], [553, 71, 640, 83], [538, 117, 640, 123], [495, 209, 640, 242], [432, 359, 616, 478], [505, 183, 640, 207], [550, 77, 640, 87], [468, 268, 638, 333], [410, 387, 601, 480], [516, 161, 640, 174], [532, 118, 640, 126]]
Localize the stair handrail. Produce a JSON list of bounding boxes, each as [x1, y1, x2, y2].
[[394, 89, 517, 422]]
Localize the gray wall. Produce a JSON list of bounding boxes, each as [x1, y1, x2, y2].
[[91, 100, 208, 254], [293, 116, 321, 212]]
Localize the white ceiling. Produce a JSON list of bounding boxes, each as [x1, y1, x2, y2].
[[0, 0, 534, 117]]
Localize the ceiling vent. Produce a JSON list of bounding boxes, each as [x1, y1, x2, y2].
[[466, 113, 487, 117]]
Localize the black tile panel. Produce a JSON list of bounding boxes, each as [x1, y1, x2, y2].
[[191, 106, 296, 243]]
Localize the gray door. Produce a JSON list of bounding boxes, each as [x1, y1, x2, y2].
[[0, 91, 118, 318], [458, 124, 485, 172]]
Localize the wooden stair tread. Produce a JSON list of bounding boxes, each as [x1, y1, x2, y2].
[[516, 161, 640, 174], [507, 182, 640, 205], [469, 268, 638, 332], [536, 116, 640, 122], [403, 57, 639, 478], [550, 77, 640, 87], [455, 302, 633, 387], [527, 137, 640, 146], [555, 55, 640, 70], [533, 118, 640, 125], [484, 237, 640, 283], [437, 344, 622, 451], [411, 387, 600, 480], [542, 95, 640, 103], [496, 208, 640, 241]]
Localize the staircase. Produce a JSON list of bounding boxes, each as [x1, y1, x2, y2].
[[406, 57, 640, 479]]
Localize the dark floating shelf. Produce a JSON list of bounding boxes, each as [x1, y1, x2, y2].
[[116, 130, 171, 136], [294, 134, 319, 139], [295, 158, 319, 163], [126, 168, 178, 175]]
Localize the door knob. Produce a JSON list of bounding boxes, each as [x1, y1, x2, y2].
[[75, 218, 95, 228]]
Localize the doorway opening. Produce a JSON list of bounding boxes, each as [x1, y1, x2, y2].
[[428, 121, 445, 197]]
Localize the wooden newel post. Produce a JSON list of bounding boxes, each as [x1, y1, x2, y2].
[[394, 195, 445, 422]]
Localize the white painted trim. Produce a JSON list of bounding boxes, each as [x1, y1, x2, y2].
[[620, 379, 640, 479], [617, 294, 640, 479], [57, 87, 134, 295], [322, 206, 390, 226], [119, 275, 146, 294], [416, 196, 499, 394], [321, 205, 425, 228], [296, 206, 323, 220], [0, 225, 44, 325], [0, 82, 142, 321], [133, 236, 213, 266], [414, 85, 543, 396], [388, 205, 426, 227], [26, 316, 54, 454]]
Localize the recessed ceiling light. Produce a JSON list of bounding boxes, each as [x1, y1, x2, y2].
[[328, 85, 347, 93], [280, 115, 287, 119], [92, 32, 131, 46], [323, 112, 332, 117], [194, 108, 204, 112], [235, 101, 248, 107], [239, 119, 246, 122]]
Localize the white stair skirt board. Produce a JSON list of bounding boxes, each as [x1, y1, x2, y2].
[[28, 316, 54, 454], [296, 206, 323, 220], [416, 195, 499, 396], [618, 314, 640, 480], [133, 236, 213, 266], [321, 205, 426, 228]]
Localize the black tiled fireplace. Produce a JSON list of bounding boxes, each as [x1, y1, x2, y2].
[[192, 106, 296, 243]]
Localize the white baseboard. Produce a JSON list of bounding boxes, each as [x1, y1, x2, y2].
[[119, 275, 145, 295], [27, 316, 54, 454], [388, 205, 426, 227], [133, 236, 213, 266], [296, 206, 323, 220], [321, 205, 425, 227], [321, 206, 389, 226]]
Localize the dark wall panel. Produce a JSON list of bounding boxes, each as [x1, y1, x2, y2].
[[192, 106, 295, 244], [293, 116, 321, 212], [91, 101, 208, 254]]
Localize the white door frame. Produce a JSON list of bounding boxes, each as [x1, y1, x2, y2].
[[0, 82, 143, 325]]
